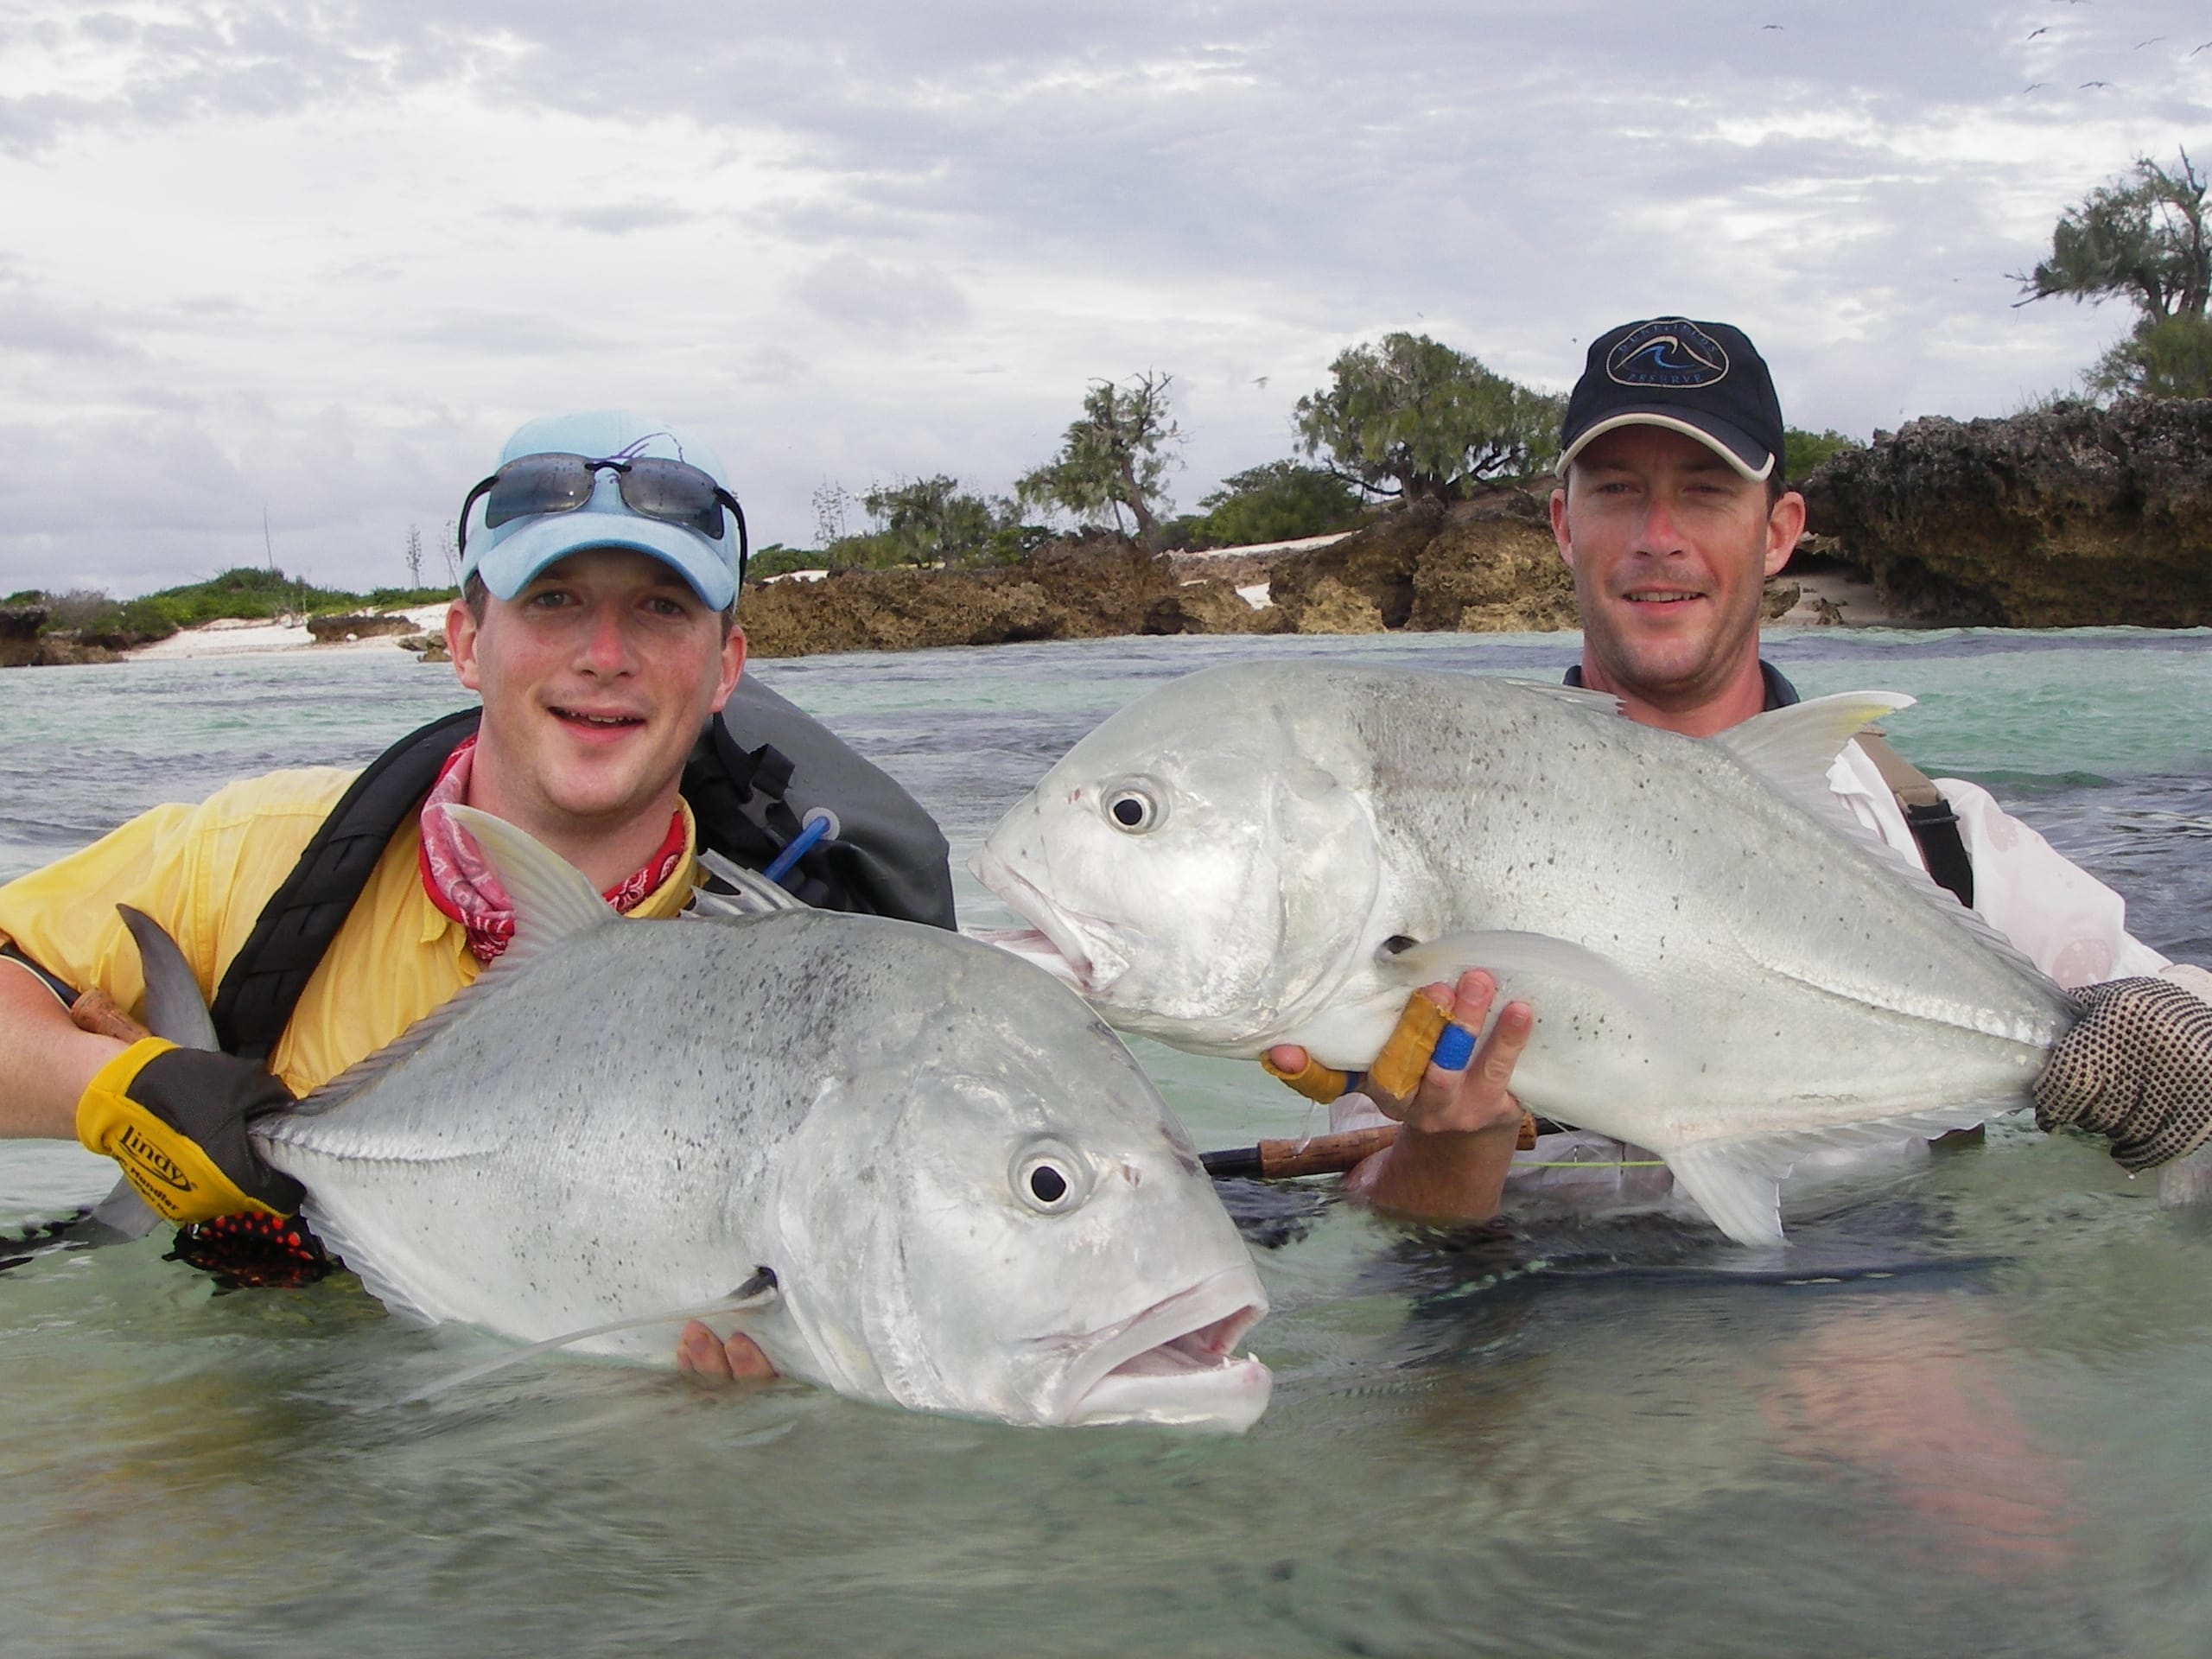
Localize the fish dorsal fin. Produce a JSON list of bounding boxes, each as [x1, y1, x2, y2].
[[117, 905, 219, 1052], [1712, 699, 2070, 1007], [1497, 677, 1624, 715], [1384, 929, 1671, 1032], [290, 971, 522, 1112], [691, 848, 810, 918], [1711, 691, 1916, 815], [288, 807, 614, 1116], [442, 804, 620, 970], [392, 1268, 781, 1404]]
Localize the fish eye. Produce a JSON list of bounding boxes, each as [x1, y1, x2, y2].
[[1011, 1139, 1091, 1215], [1103, 783, 1164, 834]]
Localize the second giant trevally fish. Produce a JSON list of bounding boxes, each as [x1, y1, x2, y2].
[[132, 807, 1271, 1431], [971, 662, 2077, 1246]]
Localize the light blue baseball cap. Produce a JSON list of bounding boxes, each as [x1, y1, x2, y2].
[[461, 410, 742, 610]]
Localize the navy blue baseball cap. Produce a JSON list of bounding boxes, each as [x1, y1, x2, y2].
[[1557, 318, 1785, 482]]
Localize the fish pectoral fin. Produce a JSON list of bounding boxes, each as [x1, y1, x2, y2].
[[1664, 1100, 2005, 1246], [1665, 1144, 1789, 1247], [391, 1268, 782, 1405], [1383, 930, 1669, 1031]]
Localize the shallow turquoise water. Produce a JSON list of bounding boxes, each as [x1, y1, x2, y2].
[[2, 626, 2209, 1656]]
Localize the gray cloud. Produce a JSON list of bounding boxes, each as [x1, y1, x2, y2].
[[0, 0, 2201, 593], [791, 254, 969, 335]]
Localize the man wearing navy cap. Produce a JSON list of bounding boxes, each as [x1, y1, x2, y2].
[[1274, 318, 2212, 1223], [0, 410, 938, 1381]]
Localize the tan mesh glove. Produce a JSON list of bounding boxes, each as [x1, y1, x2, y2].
[[2033, 975, 2212, 1172]]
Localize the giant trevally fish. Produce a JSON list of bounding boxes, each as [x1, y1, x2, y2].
[[970, 662, 2077, 1247], [130, 806, 1270, 1431]]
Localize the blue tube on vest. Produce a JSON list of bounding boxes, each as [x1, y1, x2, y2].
[[765, 807, 841, 885]]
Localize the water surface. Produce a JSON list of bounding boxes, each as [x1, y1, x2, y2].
[[3, 626, 2209, 1656]]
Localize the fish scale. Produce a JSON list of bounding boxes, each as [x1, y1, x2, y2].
[[123, 809, 1272, 1430], [973, 661, 2078, 1246]]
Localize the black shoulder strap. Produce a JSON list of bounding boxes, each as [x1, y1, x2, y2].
[[0, 942, 76, 1007], [1855, 734, 1975, 911], [212, 678, 955, 1058], [210, 708, 480, 1060]]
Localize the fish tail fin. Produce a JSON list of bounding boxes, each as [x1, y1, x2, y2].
[[117, 905, 218, 1051]]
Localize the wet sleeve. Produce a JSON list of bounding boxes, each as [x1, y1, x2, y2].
[[0, 772, 348, 1022], [0, 801, 213, 1014], [1936, 778, 2170, 988]]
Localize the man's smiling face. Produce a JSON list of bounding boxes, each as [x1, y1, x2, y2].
[[1550, 424, 1803, 730], [447, 546, 743, 864]]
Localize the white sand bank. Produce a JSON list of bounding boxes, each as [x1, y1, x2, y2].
[[128, 603, 451, 662]]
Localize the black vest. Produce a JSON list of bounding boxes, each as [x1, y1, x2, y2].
[[207, 676, 956, 1061]]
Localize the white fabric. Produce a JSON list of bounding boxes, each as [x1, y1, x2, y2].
[[1824, 743, 2169, 988]]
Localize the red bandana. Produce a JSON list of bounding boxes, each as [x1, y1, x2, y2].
[[416, 735, 689, 963]]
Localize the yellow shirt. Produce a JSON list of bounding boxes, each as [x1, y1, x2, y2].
[[0, 768, 696, 1097]]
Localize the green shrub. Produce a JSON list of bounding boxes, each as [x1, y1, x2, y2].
[[1783, 428, 1862, 483]]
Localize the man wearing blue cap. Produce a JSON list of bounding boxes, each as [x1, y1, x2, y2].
[[1271, 318, 2212, 1221], [0, 410, 944, 1381]]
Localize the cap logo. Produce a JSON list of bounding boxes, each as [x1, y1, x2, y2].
[[1606, 319, 1730, 389]]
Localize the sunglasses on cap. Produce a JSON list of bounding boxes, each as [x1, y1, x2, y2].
[[457, 453, 750, 583]]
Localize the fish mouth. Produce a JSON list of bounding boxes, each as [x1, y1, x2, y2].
[[966, 848, 1122, 995], [1048, 1269, 1271, 1432]]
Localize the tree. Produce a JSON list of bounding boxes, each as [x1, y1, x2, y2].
[[1190, 461, 1368, 548], [1293, 333, 1565, 503], [2016, 149, 2212, 397], [404, 525, 423, 588], [1783, 428, 1861, 483], [1016, 372, 1183, 546], [2082, 314, 2212, 397], [2016, 150, 2209, 324], [861, 474, 1020, 566], [820, 475, 1040, 569]]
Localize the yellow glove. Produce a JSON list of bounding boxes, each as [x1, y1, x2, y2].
[[76, 1038, 305, 1224]]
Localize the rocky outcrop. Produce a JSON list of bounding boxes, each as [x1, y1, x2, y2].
[[306, 613, 417, 643], [0, 605, 128, 666], [739, 540, 1278, 658], [1801, 397, 2212, 627], [0, 605, 44, 668], [1263, 489, 1799, 633], [1266, 492, 1577, 633]]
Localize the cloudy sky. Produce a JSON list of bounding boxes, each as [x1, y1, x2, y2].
[[3, 0, 2207, 598]]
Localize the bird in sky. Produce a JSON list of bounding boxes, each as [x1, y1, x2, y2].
[[2194, 40, 2212, 55], [2024, 80, 2049, 92], [2138, 35, 2166, 48], [2027, 25, 2049, 38], [2079, 79, 2112, 87], [1761, 22, 1783, 28]]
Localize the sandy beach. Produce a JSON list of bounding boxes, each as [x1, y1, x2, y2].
[[125, 603, 451, 662]]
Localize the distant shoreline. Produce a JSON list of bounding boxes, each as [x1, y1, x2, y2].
[[123, 603, 451, 663]]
